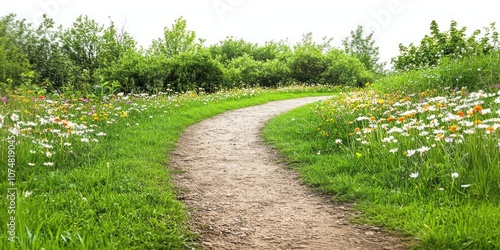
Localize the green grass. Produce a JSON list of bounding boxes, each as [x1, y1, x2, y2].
[[263, 53, 500, 249], [374, 51, 500, 94], [262, 85, 500, 249], [0, 85, 336, 249]]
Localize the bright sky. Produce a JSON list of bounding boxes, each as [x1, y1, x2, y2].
[[1, 0, 500, 66]]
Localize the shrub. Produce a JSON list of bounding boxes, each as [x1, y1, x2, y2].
[[376, 51, 500, 93], [320, 50, 374, 87], [165, 50, 224, 93], [393, 20, 499, 71]]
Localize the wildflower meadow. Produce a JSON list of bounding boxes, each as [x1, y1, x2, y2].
[[264, 85, 500, 249], [0, 84, 335, 249]]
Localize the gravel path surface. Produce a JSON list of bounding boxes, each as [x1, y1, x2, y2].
[[170, 97, 406, 250]]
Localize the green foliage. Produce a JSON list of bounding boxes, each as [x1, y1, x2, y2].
[[61, 16, 104, 83], [0, 14, 32, 87], [288, 33, 330, 83], [208, 37, 257, 65], [1, 14, 379, 94], [149, 16, 201, 57], [165, 49, 224, 93], [342, 25, 384, 73], [252, 40, 292, 61], [223, 54, 291, 88], [376, 51, 500, 93], [10, 15, 68, 89], [258, 59, 291, 87], [393, 20, 499, 71], [320, 49, 374, 87], [223, 54, 259, 88]]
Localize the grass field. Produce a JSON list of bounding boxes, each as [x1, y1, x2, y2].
[[0, 85, 336, 249]]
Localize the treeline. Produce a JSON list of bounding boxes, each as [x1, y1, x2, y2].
[[0, 15, 381, 95], [1, 14, 498, 95]]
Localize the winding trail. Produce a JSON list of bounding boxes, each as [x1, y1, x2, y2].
[[170, 97, 406, 250]]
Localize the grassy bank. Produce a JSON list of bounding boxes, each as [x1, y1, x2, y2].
[[0, 85, 336, 249], [262, 86, 500, 249]]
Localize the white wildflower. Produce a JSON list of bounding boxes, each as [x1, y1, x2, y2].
[[11, 113, 19, 121]]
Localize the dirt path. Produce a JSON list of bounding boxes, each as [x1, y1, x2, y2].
[[170, 97, 407, 250]]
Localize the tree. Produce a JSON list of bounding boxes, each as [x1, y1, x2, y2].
[[99, 19, 136, 67], [149, 17, 201, 57], [288, 33, 329, 83], [392, 20, 499, 71], [252, 40, 292, 62], [320, 49, 373, 87], [342, 25, 384, 73], [96, 19, 140, 93], [61, 15, 104, 78], [208, 36, 256, 65], [10, 15, 74, 89], [0, 14, 32, 88], [165, 49, 224, 93]]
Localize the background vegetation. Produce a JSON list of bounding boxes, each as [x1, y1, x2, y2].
[[0, 15, 377, 96]]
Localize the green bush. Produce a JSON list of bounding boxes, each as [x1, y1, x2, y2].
[[209, 37, 256, 65], [223, 54, 259, 88], [258, 59, 291, 87], [223, 54, 291, 88], [377, 51, 500, 93], [0, 15, 32, 87], [288, 48, 327, 83], [320, 50, 373, 87], [165, 50, 224, 93], [393, 20, 498, 71]]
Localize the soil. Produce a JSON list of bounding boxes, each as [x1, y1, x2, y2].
[[170, 97, 408, 250]]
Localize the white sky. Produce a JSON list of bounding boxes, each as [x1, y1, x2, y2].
[[1, 0, 500, 66]]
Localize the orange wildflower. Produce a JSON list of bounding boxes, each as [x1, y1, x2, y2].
[[457, 111, 465, 117], [449, 125, 458, 132], [397, 117, 406, 123], [473, 105, 483, 113]]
